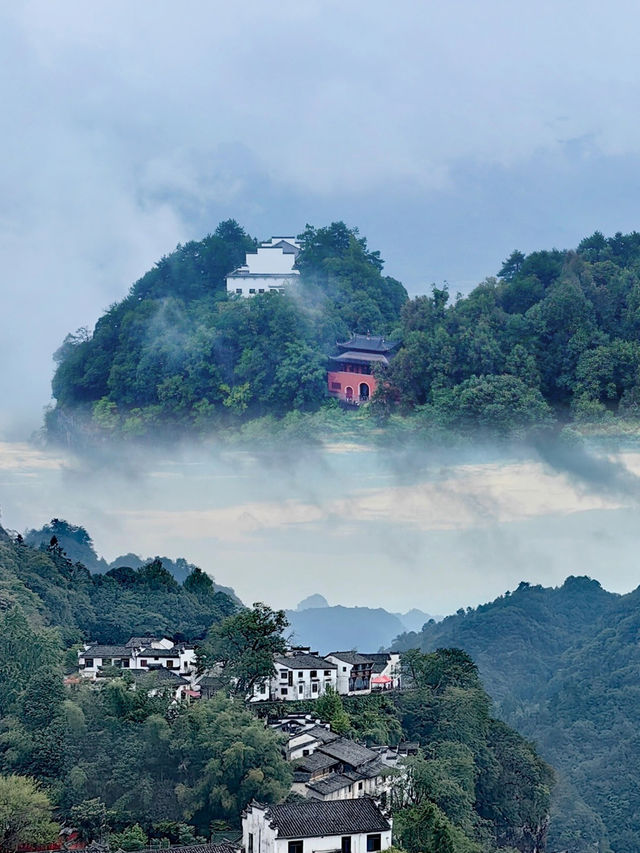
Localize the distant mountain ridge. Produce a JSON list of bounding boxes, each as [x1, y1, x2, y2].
[[286, 594, 435, 653], [392, 576, 640, 853]]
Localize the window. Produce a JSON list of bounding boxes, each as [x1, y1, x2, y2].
[[281, 670, 289, 680], [166, 660, 174, 668], [341, 838, 351, 853], [358, 782, 364, 791], [331, 382, 341, 390], [288, 842, 303, 853], [343, 666, 347, 672], [298, 672, 304, 678], [324, 670, 331, 676], [235, 288, 242, 294], [249, 288, 256, 294], [312, 683, 318, 693], [258, 288, 265, 293], [281, 687, 288, 695], [260, 683, 267, 693], [248, 834, 254, 853], [122, 659, 129, 668], [141, 660, 147, 667], [366, 835, 381, 852], [310, 670, 317, 678], [84, 658, 93, 668], [298, 684, 304, 694], [303, 749, 310, 756]]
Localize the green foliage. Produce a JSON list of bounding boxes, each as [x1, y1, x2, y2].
[[109, 823, 148, 851], [314, 686, 351, 734], [0, 774, 59, 852], [197, 603, 288, 696], [0, 531, 236, 645], [48, 220, 406, 442], [394, 577, 640, 852], [174, 695, 292, 832]]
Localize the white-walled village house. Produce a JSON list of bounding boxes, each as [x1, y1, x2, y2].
[[325, 653, 374, 697], [78, 636, 197, 685], [251, 654, 338, 702], [242, 799, 392, 853], [226, 237, 301, 297]]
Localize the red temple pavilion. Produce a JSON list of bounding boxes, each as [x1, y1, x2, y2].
[[327, 333, 399, 404]]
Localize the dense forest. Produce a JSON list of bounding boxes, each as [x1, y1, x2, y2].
[[393, 576, 640, 853], [47, 223, 640, 443], [0, 522, 236, 645], [0, 525, 553, 853]]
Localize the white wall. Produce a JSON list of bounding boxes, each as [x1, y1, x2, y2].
[[226, 273, 298, 296]]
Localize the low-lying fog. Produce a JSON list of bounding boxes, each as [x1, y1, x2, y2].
[[1, 437, 639, 614]]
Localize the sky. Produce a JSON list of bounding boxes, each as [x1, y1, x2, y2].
[[3, 0, 640, 434], [2, 438, 640, 614], [2, 2, 640, 613]]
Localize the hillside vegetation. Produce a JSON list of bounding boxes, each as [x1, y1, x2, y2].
[[0, 523, 236, 644], [0, 527, 553, 852], [393, 576, 640, 853], [47, 224, 640, 443]]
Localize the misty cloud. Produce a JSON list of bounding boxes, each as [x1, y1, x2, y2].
[[5, 2, 640, 435]]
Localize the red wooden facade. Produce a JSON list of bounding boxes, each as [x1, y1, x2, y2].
[[327, 334, 398, 404]]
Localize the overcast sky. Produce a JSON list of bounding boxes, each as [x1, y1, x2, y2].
[[3, 1, 640, 435]]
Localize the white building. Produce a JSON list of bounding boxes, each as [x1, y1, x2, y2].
[[324, 653, 374, 697], [226, 237, 301, 297], [242, 799, 392, 853], [78, 636, 197, 684], [366, 654, 402, 691], [251, 653, 337, 702]]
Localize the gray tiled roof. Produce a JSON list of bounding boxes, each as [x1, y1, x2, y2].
[[259, 798, 390, 838], [319, 739, 379, 768], [365, 653, 393, 673], [326, 652, 374, 666], [275, 654, 337, 670], [139, 647, 181, 658], [294, 750, 338, 774], [81, 645, 130, 658], [307, 772, 356, 796], [301, 725, 340, 744], [337, 334, 398, 353]]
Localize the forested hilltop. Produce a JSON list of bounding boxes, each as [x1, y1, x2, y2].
[[393, 577, 640, 853], [0, 523, 553, 853], [47, 223, 640, 443]]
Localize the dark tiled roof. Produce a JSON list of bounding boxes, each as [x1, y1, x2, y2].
[[329, 351, 390, 365], [126, 636, 161, 648], [336, 335, 398, 354], [131, 667, 188, 685], [319, 739, 379, 768], [307, 772, 355, 796], [326, 652, 373, 666], [365, 653, 393, 673], [81, 645, 130, 658], [294, 751, 339, 774], [301, 725, 339, 744], [139, 647, 181, 657], [275, 654, 337, 670], [260, 798, 390, 838]]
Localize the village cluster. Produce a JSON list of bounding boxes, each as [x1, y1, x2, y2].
[[76, 640, 406, 853]]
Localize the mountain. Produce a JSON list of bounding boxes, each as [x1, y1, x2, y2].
[[47, 224, 640, 446], [285, 599, 436, 654], [46, 221, 406, 443], [1, 523, 237, 644], [296, 593, 329, 610], [25, 518, 240, 602], [393, 576, 640, 853]]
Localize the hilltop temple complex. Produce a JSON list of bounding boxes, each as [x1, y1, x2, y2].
[[327, 334, 399, 404]]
